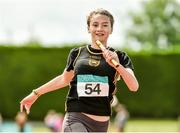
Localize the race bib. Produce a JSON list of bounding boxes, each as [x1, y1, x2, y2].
[[77, 75, 109, 97]]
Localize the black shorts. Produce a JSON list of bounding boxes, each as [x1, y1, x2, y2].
[[62, 112, 109, 132]]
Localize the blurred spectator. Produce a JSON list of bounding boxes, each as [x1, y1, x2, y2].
[[114, 103, 129, 132], [112, 96, 129, 132], [44, 110, 63, 132], [15, 112, 27, 132]]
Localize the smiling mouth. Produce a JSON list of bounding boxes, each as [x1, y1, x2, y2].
[[96, 33, 104, 36]]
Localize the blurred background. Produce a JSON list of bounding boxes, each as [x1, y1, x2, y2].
[[0, 0, 180, 132]]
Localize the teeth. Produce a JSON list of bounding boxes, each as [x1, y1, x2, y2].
[[96, 34, 104, 36]]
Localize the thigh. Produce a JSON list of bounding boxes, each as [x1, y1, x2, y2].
[[63, 122, 88, 132], [62, 113, 88, 132]]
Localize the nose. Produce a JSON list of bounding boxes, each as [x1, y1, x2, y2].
[[97, 25, 103, 31]]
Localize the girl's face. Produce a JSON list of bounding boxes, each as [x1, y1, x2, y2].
[[88, 14, 112, 46]]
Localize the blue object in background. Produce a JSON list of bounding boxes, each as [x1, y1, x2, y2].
[[0, 121, 31, 132]]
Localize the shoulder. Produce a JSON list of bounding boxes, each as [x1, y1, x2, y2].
[[108, 47, 129, 58], [70, 45, 86, 53], [116, 51, 129, 58], [116, 50, 131, 62], [69, 47, 79, 54], [69, 47, 81, 57], [67, 46, 87, 61]]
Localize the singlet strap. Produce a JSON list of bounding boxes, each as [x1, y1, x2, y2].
[[73, 47, 82, 67]]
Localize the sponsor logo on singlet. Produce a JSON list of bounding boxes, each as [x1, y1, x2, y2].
[[77, 74, 109, 97], [88, 55, 101, 67]]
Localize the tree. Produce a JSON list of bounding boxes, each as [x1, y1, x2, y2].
[[126, 0, 180, 49]]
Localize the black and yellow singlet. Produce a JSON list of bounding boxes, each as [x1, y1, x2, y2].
[[65, 45, 134, 116]]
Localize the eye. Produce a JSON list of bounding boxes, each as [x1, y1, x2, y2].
[[92, 23, 98, 27], [103, 24, 108, 27]]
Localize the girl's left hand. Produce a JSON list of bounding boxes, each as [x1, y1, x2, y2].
[[102, 49, 119, 68]]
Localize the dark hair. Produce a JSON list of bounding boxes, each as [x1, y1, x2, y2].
[[87, 8, 114, 29]]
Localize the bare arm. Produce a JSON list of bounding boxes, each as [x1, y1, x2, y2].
[[35, 69, 74, 95], [116, 66, 139, 91], [102, 49, 139, 92], [20, 69, 74, 114]]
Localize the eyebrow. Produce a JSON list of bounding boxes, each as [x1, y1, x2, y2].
[[92, 22, 109, 24]]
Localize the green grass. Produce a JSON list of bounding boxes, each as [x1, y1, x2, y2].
[[3, 119, 175, 132], [30, 119, 179, 132], [109, 119, 179, 132]]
